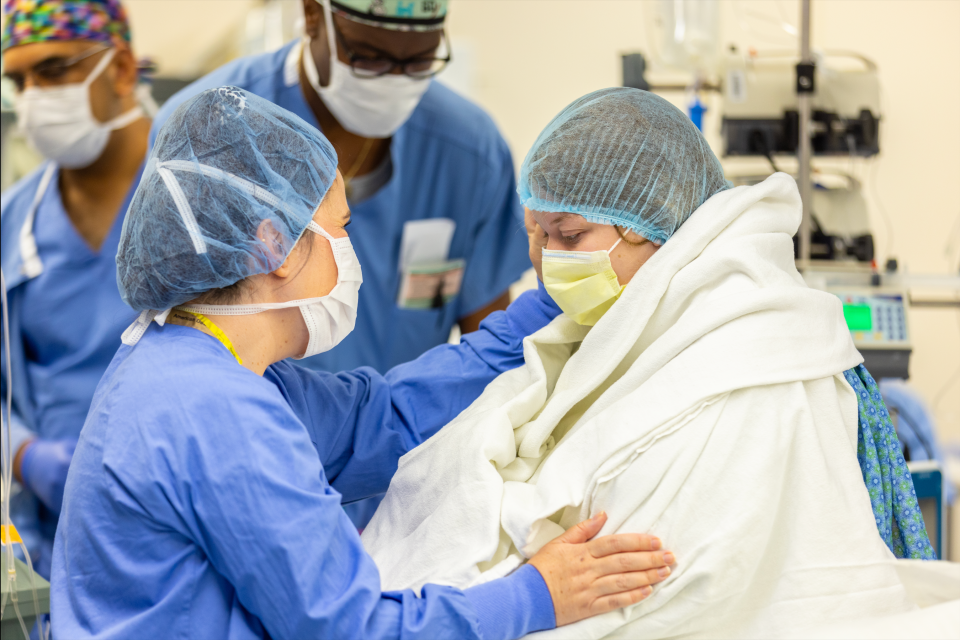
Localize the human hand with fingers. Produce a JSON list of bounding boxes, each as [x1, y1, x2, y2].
[[528, 512, 675, 627]]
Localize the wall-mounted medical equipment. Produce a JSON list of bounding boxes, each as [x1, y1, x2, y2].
[[731, 172, 875, 263], [804, 264, 960, 378], [802, 264, 912, 379], [807, 177, 874, 262], [834, 288, 911, 379], [722, 51, 881, 158]]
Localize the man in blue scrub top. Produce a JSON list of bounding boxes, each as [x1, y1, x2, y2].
[[0, 0, 149, 578], [153, 0, 530, 376]]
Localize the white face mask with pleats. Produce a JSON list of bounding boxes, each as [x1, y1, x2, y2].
[[301, 0, 431, 138], [121, 158, 362, 359], [14, 49, 144, 169], [178, 220, 363, 359]]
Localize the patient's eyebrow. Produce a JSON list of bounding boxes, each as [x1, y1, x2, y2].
[[533, 211, 580, 228], [555, 213, 588, 227]]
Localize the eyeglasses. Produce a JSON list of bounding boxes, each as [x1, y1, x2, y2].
[[333, 24, 451, 79], [4, 44, 110, 92]]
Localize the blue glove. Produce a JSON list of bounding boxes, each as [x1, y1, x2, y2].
[[19, 438, 78, 514]]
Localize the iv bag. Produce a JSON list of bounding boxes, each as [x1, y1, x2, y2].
[[650, 0, 722, 74]]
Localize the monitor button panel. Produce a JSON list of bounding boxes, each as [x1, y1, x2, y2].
[[838, 293, 908, 344]]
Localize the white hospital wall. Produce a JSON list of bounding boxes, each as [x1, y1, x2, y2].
[[123, 0, 260, 78], [444, 0, 960, 448]]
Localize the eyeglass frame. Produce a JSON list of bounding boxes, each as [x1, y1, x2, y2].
[[331, 21, 452, 79], [4, 44, 111, 92]]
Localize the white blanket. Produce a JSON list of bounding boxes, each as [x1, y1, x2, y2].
[[362, 174, 942, 638]]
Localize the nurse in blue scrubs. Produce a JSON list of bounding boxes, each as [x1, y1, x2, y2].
[[51, 87, 675, 640], [0, 0, 148, 578]]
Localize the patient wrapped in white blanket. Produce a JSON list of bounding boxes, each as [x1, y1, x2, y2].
[[362, 127, 957, 638]]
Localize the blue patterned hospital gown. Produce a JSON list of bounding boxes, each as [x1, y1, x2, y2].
[[844, 365, 937, 559]]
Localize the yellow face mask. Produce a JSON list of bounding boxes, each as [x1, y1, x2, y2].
[[541, 238, 625, 326]]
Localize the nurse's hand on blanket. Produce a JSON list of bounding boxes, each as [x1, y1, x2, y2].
[[528, 512, 675, 626], [525, 206, 548, 281]]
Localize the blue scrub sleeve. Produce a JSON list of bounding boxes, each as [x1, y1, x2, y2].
[[267, 283, 558, 503], [464, 564, 557, 639], [457, 140, 531, 317]]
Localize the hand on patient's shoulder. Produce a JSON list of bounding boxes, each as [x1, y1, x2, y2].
[[527, 512, 675, 627]]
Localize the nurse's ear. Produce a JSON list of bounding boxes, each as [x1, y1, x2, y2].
[[109, 44, 141, 100], [254, 219, 295, 277], [301, 0, 331, 87], [302, 0, 322, 39]]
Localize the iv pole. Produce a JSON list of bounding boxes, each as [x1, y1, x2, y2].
[[797, 0, 813, 266]]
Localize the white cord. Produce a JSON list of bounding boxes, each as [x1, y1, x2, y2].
[[867, 159, 896, 262]]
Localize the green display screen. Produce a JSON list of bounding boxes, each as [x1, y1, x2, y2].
[[842, 304, 873, 331]]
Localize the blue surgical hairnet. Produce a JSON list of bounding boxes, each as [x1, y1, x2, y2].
[[117, 86, 338, 311], [518, 87, 730, 245]]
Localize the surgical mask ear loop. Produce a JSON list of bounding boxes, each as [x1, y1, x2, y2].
[[298, 0, 340, 95], [301, 1, 338, 95], [322, 0, 338, 85], [82, 50, 145, 130], [607, 237, 622, 254], [81, 48, 116, 91]]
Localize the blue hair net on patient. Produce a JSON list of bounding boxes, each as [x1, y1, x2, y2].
[[518, 88, 730, 245], [117, 86, 338, 311]]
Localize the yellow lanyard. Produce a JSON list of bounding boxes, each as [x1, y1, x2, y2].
[[177, 310, 243, 365]]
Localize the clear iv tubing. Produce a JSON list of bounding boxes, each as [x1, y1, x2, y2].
[[1, 268, 49, 640]]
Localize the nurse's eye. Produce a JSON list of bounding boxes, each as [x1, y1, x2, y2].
[[562, 233, 582, 244]]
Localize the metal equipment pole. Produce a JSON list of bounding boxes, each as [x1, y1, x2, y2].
[[797, 0, 813, 265]]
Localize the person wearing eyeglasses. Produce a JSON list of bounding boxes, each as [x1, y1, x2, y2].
[[0, 0, 149, 579], [153, 0, 532, 529]]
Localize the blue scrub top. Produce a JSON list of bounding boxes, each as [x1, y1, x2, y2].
[[0, 162, 141, 577], [20, 166, 138, 441], [51, 289, 559, 640], [152, 41, 530, 374]]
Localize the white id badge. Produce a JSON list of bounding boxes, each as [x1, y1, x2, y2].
[[397, 259, 465, 309], [397, 218, 462, 309], [399, 219, 456, 268]]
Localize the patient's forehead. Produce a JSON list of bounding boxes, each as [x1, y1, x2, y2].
[[530, 210, 591, 229]]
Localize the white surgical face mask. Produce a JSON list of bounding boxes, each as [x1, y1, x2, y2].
[[14, 49, 144, 169], [302, 0, 431, 138], [178, 221, 363, 359]]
